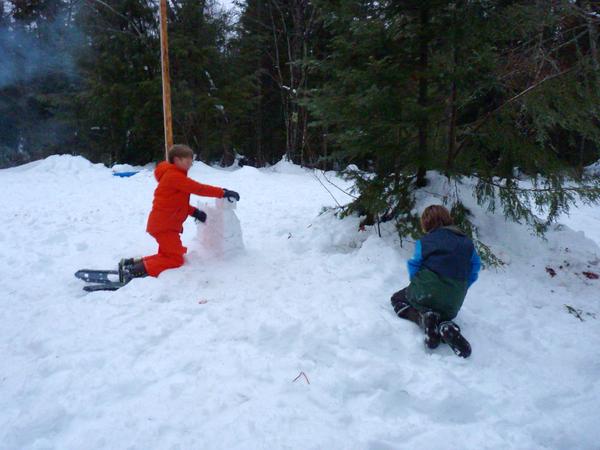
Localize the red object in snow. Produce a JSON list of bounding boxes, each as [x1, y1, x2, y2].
[[582, 271, 599, 280]]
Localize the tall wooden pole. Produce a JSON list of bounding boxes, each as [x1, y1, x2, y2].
[[159, 0, 173, 160]]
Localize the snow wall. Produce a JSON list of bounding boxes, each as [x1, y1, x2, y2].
[[194, 197, 245, 259]]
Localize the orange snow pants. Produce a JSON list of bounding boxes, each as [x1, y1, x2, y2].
[[143, 231, 187, 277]]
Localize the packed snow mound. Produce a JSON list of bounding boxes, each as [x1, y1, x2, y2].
[[3, 154, 104, 174], [1, 154, 599, 450], [289, 209, 367, 254], [194, 197, 245, 259], [269, 156, 310, 175], [190, 159, 213, 171]]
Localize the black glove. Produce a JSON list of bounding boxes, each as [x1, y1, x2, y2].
[[223, 189, 240, 202], [192, 208, 207, 223]]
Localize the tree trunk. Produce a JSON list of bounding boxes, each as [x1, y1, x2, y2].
[[255, 0, 265, 166], [446, 5, 460, 174], [416, 5, 429, 187], [321, 131, 328, 170], [586, 1, 599, 74], [446, 79, 458, 173], [256, 92, 264, 166], [220, 130, 234, 166]]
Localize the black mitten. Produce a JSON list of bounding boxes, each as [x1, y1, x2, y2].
[[192, 209, 207, 223], [223, 189, 240, 202]]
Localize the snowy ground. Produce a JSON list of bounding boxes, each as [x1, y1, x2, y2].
[[1, 155, 599, 449]]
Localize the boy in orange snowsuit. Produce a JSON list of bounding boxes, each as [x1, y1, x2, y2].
[[119, 144, 240, 281]]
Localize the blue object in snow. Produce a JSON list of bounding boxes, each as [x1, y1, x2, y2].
[[112, 171, 139, 178]]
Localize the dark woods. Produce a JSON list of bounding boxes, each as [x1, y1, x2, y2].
[[1, 0, 600, 242], [0, 0, 322, 167]]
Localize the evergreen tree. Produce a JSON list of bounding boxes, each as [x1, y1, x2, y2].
[[307, 1, 436, 225], [308, 0, 600, 250], [74, 0, 162, 164], [447, 1, 600, 233]]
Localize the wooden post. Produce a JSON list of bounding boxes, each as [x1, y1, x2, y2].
[[159, 0, 173, 160]]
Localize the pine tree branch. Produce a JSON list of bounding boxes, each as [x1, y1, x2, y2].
[[86, 0, 144, 38], [292, 371, 310, 384], [317, 169, 357, 199], [453, 65, 578, 159], [312, 171, 343, 207], [503, 24, 589, 58], [473, 174, 599, 194], [567, 2, 600, 23]]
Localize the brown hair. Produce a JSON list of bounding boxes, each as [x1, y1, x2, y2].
[[420, 205, 453, 233], [167, 144, 194, 163]]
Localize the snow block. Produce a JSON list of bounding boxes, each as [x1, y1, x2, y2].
[[194, 198, 245, 259]]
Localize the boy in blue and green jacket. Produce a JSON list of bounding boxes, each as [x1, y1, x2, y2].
[[391, 205, 481, 358]]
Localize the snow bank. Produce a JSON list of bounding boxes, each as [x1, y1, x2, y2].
[[269, 156, 310, 175], [2, 154, 104, 175], [289, 210, 367, 254]]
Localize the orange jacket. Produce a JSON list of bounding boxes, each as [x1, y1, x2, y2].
[[146, 161, 224, 235]]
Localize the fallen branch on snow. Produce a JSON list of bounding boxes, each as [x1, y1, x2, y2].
[[293, 371, 310, 384]]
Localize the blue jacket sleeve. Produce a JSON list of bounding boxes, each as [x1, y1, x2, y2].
[[407, 240, 423, 280], [468, 249, 481, 288]]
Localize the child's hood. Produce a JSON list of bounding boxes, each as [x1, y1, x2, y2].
[[154, 161, 186, 181], [440, 225, 466, 236]]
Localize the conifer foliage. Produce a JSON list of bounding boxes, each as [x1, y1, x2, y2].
[[308, 0, 600, 242]]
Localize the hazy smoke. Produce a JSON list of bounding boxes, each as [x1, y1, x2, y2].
[[0, 16, 82, 89]]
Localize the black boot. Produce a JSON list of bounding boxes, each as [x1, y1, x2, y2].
[[392, 291, 441, 349], [119, 258, 147, 283], [391, 290, 421, 325], [420, 311, 441, 349], [119, 258, 132, 282], [439, 321, 471, 358]]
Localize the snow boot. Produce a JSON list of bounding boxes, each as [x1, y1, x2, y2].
[[391, 294, 421, 325], [420, 311, 441, 349], [392, 291, 441, 349], [118, 258, 133, 282], [119, 258, 148, 283], [439, 321, 471, 358]]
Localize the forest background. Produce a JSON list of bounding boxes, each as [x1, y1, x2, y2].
[[2, 0, 600, 244]]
